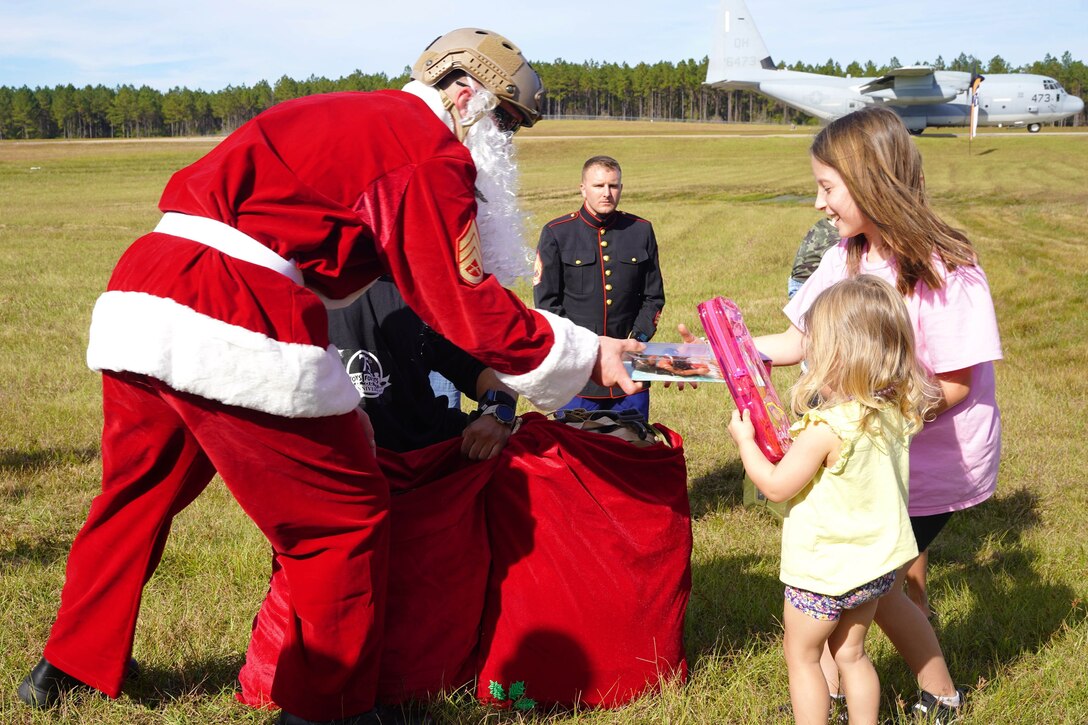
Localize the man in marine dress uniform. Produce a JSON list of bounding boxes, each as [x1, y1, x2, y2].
[[534, 155, 665, 419], [17, 29, 642, 725]]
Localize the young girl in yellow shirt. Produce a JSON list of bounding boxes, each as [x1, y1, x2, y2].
[[728, 275, 936, 725]]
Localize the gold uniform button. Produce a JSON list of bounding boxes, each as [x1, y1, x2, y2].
[[603, 255, 610, 262], [606, 299, 613, 306], [630, 257, 638, 262], [575, 259, 582, 265], [605, 269, 612, 276], [600, 241, 608, 248], [605, 284, 613, 291]]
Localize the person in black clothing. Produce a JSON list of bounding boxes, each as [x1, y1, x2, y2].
[[329, 276, 517, 459], [533, 155, 665, 419]]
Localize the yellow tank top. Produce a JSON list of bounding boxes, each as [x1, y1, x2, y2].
[[780, 401, 918, 595]]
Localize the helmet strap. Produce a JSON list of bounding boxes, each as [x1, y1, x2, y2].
[[441, 81, 491, 143], [440, 90, 473, 142]]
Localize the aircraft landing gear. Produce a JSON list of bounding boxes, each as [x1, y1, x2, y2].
[[907, 128, 924, 136], [1028, 123, 1042, 133]]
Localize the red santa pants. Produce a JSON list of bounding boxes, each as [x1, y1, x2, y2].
[[42, 371, 389, 721]]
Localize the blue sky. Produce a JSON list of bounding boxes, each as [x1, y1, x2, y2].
[[1, 1, 1084, 91]]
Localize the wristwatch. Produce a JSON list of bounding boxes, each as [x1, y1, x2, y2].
[[470, 389, 517, 427]]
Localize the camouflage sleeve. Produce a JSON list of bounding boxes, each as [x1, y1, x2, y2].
[[790, 218, 840, 283]]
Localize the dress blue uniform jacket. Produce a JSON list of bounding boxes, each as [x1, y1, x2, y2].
[[534, 204, 665, 399]]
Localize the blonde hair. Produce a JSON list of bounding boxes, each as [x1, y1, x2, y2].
[[792, 275, 937, 435], [811, 106, 976, 296]]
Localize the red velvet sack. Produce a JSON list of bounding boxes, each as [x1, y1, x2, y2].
[[375, 442, 497, 702], [238, 414, 691, 711], [238, 439, 496, 708], [475, 413, 691, 709]]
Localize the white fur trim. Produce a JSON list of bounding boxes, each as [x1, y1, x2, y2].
[[154, 212, 375, 308], [155, 213, 304, 285], [496, 309, 599, 411], [86, 291, 361, 418]]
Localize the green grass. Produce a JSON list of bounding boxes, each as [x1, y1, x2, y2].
[[2, 121, 1087, 723]]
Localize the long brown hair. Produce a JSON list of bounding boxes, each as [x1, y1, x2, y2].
[[792, 275, 938, 435], [811, 106, 976, 295]]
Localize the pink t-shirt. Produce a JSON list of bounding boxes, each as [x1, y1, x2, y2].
[[784, 242, 1002, 515]]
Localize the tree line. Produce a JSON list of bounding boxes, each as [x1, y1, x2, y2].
[[1, 52, 1084, 140]]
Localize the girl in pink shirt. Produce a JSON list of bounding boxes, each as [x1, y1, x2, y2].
[[757, 106, 1001, 721]]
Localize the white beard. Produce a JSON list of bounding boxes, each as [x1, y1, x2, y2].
[[462, 90, 534, 286]]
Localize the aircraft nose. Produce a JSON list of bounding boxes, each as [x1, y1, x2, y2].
[[1070, 94, 1085, 115]]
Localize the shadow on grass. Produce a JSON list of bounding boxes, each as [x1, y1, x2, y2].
[[859, 487, 1080, 714], [123, 653, 248, 709], [0, 536, 75, 567], [926, 487, 1080, 691], [687, 460, 746, 518], [685, 461, 786, 662], [685, 552, 784, 660], [0, 446, 99, 473], [682, 480, 1081, 718]]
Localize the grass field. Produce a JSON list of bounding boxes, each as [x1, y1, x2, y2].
[[2, 121, 1087, 724]]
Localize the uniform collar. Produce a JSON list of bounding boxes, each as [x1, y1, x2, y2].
[[578, 204, 617, 230]]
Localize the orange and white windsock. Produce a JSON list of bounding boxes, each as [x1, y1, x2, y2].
[[969, 75, 984, 139]]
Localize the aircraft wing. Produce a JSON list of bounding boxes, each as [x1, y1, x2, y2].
[[856, 66, 968, 105], [856, 66, 937, 93]]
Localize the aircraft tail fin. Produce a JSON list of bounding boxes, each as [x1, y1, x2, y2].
[[706, 0, 776, 84]]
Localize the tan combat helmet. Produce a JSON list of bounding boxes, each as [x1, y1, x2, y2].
[[411, 28, 544, 128]]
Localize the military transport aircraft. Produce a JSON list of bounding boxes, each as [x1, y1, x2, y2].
[[705, 0, 1084, 134]]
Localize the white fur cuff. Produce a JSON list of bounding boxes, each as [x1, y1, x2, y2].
[[496, 309, 599, 411]]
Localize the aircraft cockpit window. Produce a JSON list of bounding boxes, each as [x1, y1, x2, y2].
[[1043, 79, 1061, 90]]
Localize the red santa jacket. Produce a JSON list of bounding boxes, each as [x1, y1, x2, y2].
[[86, 90, 597, 417]]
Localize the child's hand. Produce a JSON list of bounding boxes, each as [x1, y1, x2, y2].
[[727, 408, 756, 444], [677, 323, 703, 344], [663, 323, 706, 390]]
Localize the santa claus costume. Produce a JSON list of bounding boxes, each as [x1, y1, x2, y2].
[[28, 86, 597, 722]]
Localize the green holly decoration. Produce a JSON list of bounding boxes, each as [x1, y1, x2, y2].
[[487, 679, 536, 711]]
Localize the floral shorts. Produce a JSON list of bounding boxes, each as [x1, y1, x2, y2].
[[785, 571, 897, 621]]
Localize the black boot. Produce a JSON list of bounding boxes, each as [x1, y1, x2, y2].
[[17, 657, 91, 708], [17, 656, 141, 708]]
